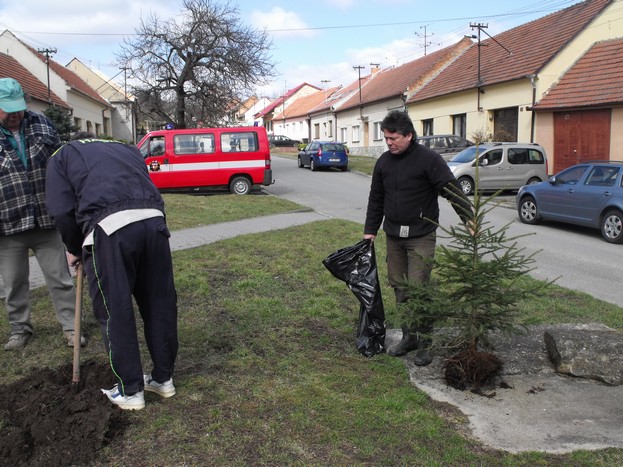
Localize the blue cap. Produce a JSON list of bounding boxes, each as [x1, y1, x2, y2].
[[0, 78, 27, 113]]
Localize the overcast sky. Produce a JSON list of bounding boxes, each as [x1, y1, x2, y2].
[[0, 0, 580, 98]]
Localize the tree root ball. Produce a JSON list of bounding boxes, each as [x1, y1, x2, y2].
[[443, 348, 503, 392]]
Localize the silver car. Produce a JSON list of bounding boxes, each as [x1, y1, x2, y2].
[[447, 143, 547, 195]]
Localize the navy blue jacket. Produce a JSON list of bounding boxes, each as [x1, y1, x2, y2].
[[45, 139, 164, 255]]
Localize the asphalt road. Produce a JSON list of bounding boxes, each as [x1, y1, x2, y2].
[[266, 155, 621, 307]]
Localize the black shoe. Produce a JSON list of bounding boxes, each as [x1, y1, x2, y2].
[[413, 348, 433, 366], [388, 334, 419, 357]]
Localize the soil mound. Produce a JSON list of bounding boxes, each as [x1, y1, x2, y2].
[[0, 360, 128, 466]]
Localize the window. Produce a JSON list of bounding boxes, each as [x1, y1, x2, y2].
[[508, 148, 528, 165], [140, 136, 165, 158], [373, 122, 382, 140], [586, 166, 619, 187], [422, 119, 433, 136], [174, 133, 215, 154], [452, 114, 467, 139], [314, 123, 320, 139], [340, 127, 347, 143], [556, 166, 588, 185], [527, 149, 545, 164], [352, 125, 360, 143], [327, 120, 333, 138], [221, 132, 257, 152], [483, 149, 503, 165]]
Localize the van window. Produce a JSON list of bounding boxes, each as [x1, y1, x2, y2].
[[174, 133, 215, 155], [221, 131, 258, 152], [508, 148, 528, 165], [527, 149, 545, 164], [484, 149, 502, 165], [139, 136, 165, 158]]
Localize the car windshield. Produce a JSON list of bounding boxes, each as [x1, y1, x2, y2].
[[450, 146, 483, 163]]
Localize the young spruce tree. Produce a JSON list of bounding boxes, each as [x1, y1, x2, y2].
[[396, 135, 554, 389]]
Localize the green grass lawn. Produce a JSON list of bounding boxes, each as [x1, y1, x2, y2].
[[2, 193, 622, 465]]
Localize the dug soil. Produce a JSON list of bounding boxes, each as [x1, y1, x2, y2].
[[0, 360, 128, 466]]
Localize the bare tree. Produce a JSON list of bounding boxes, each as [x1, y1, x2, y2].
[[116, 0, 275, 128]]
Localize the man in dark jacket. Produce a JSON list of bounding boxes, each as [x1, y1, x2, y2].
[[45, 134, 178, 410], [364, 111, 472, 366]]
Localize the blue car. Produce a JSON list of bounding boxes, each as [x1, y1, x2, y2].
[[298, 141, 348, 172], [517, 161, 623, 243]]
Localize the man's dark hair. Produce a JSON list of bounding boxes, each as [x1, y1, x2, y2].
[[380, 110, 417, 138]]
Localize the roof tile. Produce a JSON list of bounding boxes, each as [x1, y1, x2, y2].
[[533, 38, 623, 110]]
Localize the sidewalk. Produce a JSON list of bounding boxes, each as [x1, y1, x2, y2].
[[3, 209, 623, 455]]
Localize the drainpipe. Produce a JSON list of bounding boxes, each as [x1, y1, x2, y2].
[[527, 74, 537, 143]]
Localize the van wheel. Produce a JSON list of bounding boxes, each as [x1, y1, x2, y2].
[[527, 177, 541, 185], [457, 176, 474, 195], [229, 176, 251, 195], [601, 209, 623, 244], [518, 196, 540, 225]]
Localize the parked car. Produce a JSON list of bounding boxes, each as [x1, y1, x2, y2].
[[417, 134, 473, 161], [298, 141, 348, 171], [447, 142, 547, 195], [517, 161, 623, 243], [268, 134, 301, 148]]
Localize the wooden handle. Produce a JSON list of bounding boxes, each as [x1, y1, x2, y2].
[[72, 263, 84, 384]]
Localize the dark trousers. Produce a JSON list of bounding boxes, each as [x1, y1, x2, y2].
[[386, 231, 436, 303], [83, 217, 178, 396], [386, 231, 436, 333]]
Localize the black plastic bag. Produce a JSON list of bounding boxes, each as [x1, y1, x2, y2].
[[323, 239, 386, 357]]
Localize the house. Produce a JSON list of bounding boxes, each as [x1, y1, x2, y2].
[[329, 37, 473, 156], [0, 30, 111, 137], [257, 83, 321, 140], [531, 37, 623, 172], [223, 95, 272, 127], [405, 0, 621, 172], [272, 86, 342, 144], [66, 58, 136, 142]]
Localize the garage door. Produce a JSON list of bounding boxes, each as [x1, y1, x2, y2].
[[553, 109, 611, 172]]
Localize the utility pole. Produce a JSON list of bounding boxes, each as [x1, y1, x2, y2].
[[469, 23, 487, 111], [353, 65, 365, 103], [321, 79, 331, 101], [416, 25, 434, 56], [37, 47, 57, 103]]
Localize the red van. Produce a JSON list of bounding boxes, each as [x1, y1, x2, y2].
[[137, 126, 273, 195]]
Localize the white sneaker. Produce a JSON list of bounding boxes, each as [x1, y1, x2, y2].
[[4, 333, 31, 351], [143, 374, 176, 398], [101, 385, 145, 410]]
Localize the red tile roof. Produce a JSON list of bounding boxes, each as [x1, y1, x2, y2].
[[273, 86, 341, 120], [257, 82, 321, 117], [408, 0, 612, 103], [309, 78, 369, 114], [533, 38, 623, 110], [24, 43, 110, 107], [340, 37, 473, 111], [0, 53, 70, 109]]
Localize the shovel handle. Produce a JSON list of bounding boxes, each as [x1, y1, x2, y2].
[[72, 262, 84, 384]]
